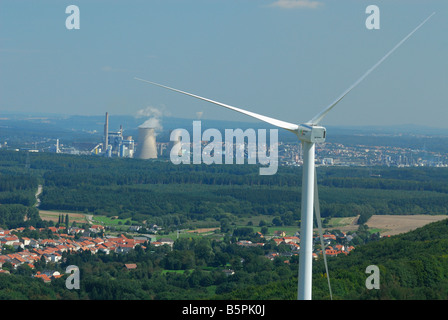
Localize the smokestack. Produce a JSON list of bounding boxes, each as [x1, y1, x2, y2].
[[136, 127, 157, 159], [104, 112, 109, 151]]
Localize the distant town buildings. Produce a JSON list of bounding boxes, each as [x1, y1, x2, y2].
[[279, 141, 448, 168]]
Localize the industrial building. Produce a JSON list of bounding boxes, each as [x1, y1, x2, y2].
[[91, 112, 136, 158], [92, 112, 160, 159]]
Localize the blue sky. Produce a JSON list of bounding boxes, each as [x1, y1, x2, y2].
[[0, 0, 447, 128]]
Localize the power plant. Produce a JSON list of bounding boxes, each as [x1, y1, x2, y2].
[[135, 127, 157, 159], [91, 112, 136, 158], [121, 136, 135, 158], [92, 112, 158, 159]]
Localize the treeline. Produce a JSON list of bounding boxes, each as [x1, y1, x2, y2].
[[39, 184, 302, 225], [3, 150, 448, 189], [0, 174, 37, 206], [0, 174, 38, 192], [0, 190, 36, 207], [41, 163, 297, 188], [40, 181, 448, 227], [320, 177, 448, 194], [0, 205, 42, 229], [0, 153, 45, 229]]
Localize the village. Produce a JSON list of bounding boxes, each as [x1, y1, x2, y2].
[[0, 224, 174, 282], [0, 222, 356, 284], [236, 230, 356, 262]]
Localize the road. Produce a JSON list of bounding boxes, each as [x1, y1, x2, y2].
[[34, 184, 43, 208]]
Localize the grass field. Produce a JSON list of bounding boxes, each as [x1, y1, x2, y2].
[[91, 215, 134, 226], [327, 216, 359, 228]]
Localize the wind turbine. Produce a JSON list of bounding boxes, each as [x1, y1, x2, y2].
[[135, 12, 434, 300]]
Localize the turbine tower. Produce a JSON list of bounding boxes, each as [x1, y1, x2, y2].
[[135, 13, 434, 300]]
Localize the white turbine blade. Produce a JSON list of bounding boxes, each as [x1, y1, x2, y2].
[[308, 12, 436, 126], [134, 77, 300, 132], [314, 167, 333, 300]]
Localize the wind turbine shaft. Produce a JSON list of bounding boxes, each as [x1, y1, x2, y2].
[[298, 141, 315, 300]]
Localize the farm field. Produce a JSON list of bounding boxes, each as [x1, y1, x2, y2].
[[38, 210, 89, 224], [326, 214, 448, 236], [365, 214, 448, 236]]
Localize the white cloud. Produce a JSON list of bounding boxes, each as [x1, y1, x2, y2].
[[268, 0, 323, 9], [135, 106, 163, 119]]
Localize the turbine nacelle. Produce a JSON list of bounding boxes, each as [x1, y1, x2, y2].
[[294, 124, 326, 144]]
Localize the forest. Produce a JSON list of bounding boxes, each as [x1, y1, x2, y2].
[[1, 150, 448, 230], [36, 152, 448, 229]]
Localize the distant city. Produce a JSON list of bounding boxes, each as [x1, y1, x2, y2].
[[1, 112, 447, 168], [280, 140, 448, 168]]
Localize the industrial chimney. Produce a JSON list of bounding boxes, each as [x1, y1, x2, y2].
[[136, 127, 157, 159], [104, 112, 109, 152]]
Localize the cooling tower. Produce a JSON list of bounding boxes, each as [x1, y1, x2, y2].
[[137, 127, 157, 159]]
